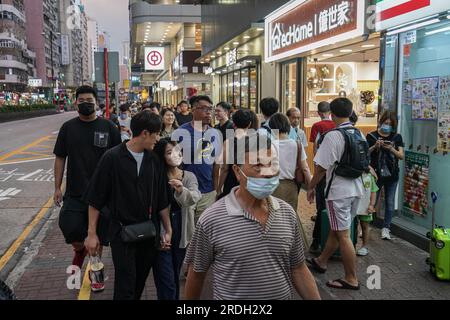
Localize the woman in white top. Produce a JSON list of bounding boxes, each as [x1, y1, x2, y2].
[[269, 113, 312, 245]]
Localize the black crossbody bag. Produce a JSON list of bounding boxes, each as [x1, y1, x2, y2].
[[120, 165, 157, 243]]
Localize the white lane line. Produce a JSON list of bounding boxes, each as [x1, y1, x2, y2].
[[17, 169, 44, 181], [0, 157, 55, 166]]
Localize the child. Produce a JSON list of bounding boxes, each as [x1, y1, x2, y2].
[[357, 166, 379, 256]]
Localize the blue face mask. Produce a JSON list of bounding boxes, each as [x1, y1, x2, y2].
[[239, 168, 280, 200], [380, 124, 392, 134]]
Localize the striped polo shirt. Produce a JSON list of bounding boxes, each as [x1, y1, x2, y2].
[[185, 186, 306, 300]]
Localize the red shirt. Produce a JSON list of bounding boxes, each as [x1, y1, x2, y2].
[[310, 120, 336, 143]]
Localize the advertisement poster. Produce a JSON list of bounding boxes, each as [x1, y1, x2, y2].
[[438, 75, 450, 151], [412, 77, 439, 120], [403, 152, 429, 216]]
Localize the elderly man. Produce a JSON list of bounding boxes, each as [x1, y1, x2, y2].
[[184, 133, 321, 300], [287, 107, 308, 148]]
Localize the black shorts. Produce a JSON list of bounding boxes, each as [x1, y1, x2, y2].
[[58, 197, 110, 246]]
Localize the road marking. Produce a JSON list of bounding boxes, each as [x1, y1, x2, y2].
[[17, 169, 44, 181], [78, 263, 92, 300], [0, 157, 55, 166], [0, 188, 22, 201], [0, 136, 51, 162], [0, 194, 54, 272]]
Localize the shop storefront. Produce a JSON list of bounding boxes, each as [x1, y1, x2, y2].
[[199, 26, 271, 113], [265, 0, 379, 169], [377, 1, 450, 246]]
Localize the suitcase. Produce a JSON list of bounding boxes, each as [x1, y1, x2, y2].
[[320, 209, 358, 257], [426, 192, 450, 280]]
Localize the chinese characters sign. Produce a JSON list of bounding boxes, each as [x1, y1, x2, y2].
[[438, 76, 450, 152], [403, 152, 429, 216], [265, 0, 364, 62]]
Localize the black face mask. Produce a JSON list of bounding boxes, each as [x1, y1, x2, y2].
[[78, 102, 96, 116]]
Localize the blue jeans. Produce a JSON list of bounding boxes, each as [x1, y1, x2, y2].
[[153, 210, 186, 300], [377, 180, 398, 229]]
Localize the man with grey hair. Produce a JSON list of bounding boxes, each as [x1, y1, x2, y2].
[[184, 133, 321, 300], [287, 107, 308, 148]]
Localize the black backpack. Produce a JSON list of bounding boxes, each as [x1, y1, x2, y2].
[[325, 126, 370, 198]]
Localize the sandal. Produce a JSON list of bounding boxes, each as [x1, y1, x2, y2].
[[306, 257, 327, 273], [326, 279, 360, 290]]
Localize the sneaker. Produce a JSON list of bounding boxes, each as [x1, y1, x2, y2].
[[381, 228, 391, 240], [72, 247, 87, 269], [311, 215, 317, 222], [357, 247, 369, 256]]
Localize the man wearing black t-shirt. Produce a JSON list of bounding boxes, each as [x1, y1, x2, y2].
[[84, 112, 172, 300], [53, 85, 121, 292], [175, 100, 193, 126]]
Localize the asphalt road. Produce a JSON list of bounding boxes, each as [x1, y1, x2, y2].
[[0, 112, 76, 259]]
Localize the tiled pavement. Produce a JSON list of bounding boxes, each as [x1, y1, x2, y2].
[[8, 191, 450, 300]]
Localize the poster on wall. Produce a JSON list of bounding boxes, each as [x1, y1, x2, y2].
[[438, 76, 450, 151], [403, 151, 429, 217], [412, 77, 439, 120]]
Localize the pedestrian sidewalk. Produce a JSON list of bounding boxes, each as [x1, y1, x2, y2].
[[8, 192, 450, 300]]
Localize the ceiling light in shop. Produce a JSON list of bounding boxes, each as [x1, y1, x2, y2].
[[361, 44, 375, 48], [245, 60, 253, 63], [257, 28, 264, 31], [340, 49, 353, 53], [216, 51, 222, 55], [233, 42, 239, 45], [243, 35, 250, 39], [425, 25, 450, 36], [210, 55, 216, 58], [322, 53, 334, 57], [224, 47, 230, 51]]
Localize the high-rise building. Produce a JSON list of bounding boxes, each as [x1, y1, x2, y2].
[[25, 0, 61, 90], [58, 0, 87, 88], [87, 17, 98, 82], [0, 0, 37, 91]]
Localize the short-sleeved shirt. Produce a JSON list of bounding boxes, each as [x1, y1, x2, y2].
[[357, 173, 379, 215], [310, 120, 336, 143], [83, 143, 169, 239], [314, 123, 365, 201], [175, 112, 193, 126], [173, 122, 221, 194], [53, 117, 121, 198], [289, 127, 308, 148], [214, 120, 234, 142], [366, 131, 405, 182], [277, 139, 307, 180], [184, 186, 306, 300]]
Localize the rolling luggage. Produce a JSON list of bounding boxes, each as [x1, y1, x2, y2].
[[426, 192, 450, 280]]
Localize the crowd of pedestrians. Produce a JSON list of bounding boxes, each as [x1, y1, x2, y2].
[[53, 84, 404, 300]]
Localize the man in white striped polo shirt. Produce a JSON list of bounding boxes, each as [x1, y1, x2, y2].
[[184, 133, 320, 300]]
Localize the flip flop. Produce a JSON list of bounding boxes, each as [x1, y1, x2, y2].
[[306, 257, 327, 273], [326, 279, 360, 290]]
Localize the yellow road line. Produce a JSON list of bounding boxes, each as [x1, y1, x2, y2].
[[0, 135, 52, 162], [0, 156, 50, 164], [0, 195, 54, 271], [16, 151, 51, 157], [78, 263, 92, 300]]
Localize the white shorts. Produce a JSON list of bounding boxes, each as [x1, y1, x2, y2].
[[326, 197, 360, 231]]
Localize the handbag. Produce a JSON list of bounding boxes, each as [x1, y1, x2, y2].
[[295, 141, 305, 187], [120, 220, 156, 243]]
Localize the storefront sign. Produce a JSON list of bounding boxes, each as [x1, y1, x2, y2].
[[265, 0, 365, 62], [403, 151, 429, 216], [145, 47, 165, 71], [28, 79, 42, 87], [60, 34, 70, 66], [376, 0, 449, 31]]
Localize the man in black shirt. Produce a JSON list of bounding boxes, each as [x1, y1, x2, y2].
[[214, 101, 234, 142], [84, 111, 172, 300], [175, 100, 193, 126], [53, 85, 121, 292]]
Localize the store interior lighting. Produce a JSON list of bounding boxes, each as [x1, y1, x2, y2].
[[386, 18, 441, 36]]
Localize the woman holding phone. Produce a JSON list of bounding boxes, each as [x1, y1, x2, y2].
[[366, 110, 405, 241]]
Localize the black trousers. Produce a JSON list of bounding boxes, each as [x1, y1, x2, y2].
[[110, 234, 158, 300], [312, 177, 327, 243]]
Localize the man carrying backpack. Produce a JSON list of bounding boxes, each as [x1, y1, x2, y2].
[[306, 98, 368, 291]]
